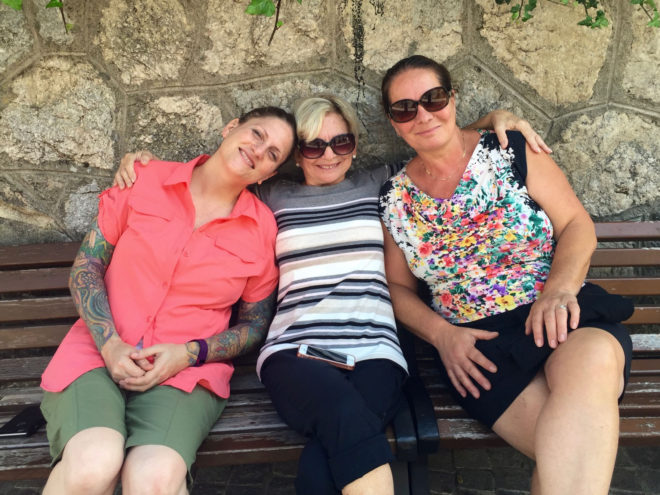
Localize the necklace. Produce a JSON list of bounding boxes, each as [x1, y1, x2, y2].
[[420, 130, 466, 181]]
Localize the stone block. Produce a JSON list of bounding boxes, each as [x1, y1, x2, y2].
[[0, 4, 33, 75], [199, 0, 329, 81], [552, 110, 660, 218], [125, 94, 225, 163], [94, 0, 193, 86], [475, 0, 611, 105], [0, 57, 117, 171], [340, 0, 463, 74]]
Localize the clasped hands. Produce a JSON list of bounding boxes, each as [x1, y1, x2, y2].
[[100, 335, 192, 392], [436, 289, 580, 399]]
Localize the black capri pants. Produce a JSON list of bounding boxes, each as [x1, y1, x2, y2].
[[260, 349, 406, 494]]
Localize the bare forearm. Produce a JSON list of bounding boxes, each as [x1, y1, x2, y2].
[[69, 221, 119, 352], [543, 217, 596, 295], [204, 289, 276, 362], [389, 283, 450, 348]]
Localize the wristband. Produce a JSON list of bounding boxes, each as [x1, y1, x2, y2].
[[189, 339, 208, 367]]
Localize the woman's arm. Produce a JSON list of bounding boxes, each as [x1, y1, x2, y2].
[[382, 224, 498, 399], [70, 218, 149, 382], [464, 109, 552, 154], [522, 144, 597, 348], [113, 150, 157, 189], [120, 289, 278, 392]]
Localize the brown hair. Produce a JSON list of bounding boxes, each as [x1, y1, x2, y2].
[[381, 55, 452, 116]]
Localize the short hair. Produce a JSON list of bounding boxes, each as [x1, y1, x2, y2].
[[381, 55, 453, 115], [238, 106, 298, 164], [294, 94, 359, 143]]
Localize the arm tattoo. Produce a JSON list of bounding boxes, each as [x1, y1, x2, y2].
[[69, 218, 118, 352], [205, 289, 277, 362]]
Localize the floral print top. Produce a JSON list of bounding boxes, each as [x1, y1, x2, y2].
[[379, 131, 555, 324]]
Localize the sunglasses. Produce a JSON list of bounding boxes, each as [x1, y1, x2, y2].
[[388, 86, 452, 123], [298, 133, 356, 159]]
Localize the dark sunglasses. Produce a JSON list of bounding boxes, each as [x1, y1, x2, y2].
[[298, 133, 356, 159], [388, 86, 452, 123]]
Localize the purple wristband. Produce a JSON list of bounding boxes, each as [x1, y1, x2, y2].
[[190, 339, 208, 367]]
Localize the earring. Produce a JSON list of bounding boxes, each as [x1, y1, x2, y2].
[[352, 155, 356, 159], [295, 163, 300, 167]]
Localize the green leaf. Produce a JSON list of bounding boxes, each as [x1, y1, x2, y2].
[[245, 0, 276, 17], [45, 0, 63, 7], [296, 0, 302, 4], [649, 11, 660, 27], [276, 20, 282, 28], [1, 0, 23, 10], [65, 22, 73, 32], [578, 16, 593, 27]]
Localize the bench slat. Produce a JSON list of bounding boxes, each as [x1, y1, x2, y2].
[[0, 268, 70, 295], [0, 325, 69, 351], [626, 307, 660, 325], [0, 297, 77, 323], [595, 222, 660, 241], [587, 277, 660, 295], [0, 243, 79, 270], [590, 248, 660, 267]]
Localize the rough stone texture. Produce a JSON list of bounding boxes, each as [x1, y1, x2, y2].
[[201, 0, 329, 77], [453, 63, 551, 136], [553, 110, 660, 218], [95, 0, 193, 86], [476, 0, 611, 105], [340, 0, 463, 73], [125, 95, 225, 163], [0, 57, 116, 170], [64, 180, 102, 239], [35, 0, 76, 46], [0, 4, 33, 74], [622, 8, 660, 103]]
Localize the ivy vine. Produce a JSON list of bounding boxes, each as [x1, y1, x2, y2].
[[244, 0, 659, 36]]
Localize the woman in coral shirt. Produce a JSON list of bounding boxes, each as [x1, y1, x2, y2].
[[40, 106, 296, 495]]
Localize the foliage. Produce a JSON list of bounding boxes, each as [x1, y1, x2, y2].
[[245, 0, 303, 45], [496, 0, 659, 28], [1, 0, 72, 32]]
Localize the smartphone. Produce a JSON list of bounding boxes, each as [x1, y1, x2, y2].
[[297, 344, 356, 370], [0, 405, 45, 438]]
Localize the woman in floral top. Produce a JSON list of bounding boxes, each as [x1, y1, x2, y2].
[[379, 55, 632, 495]]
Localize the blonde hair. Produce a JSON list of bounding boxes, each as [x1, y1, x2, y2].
[[294, 94, 359, 142]]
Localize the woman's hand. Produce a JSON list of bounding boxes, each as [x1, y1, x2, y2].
[[434, 325, 499, 399], [488, 110, 552, 154], [525, 289, 580, 349], [100, 335, 148, 383], [118, 343, 194, 392], [113, 150, 156, 189]]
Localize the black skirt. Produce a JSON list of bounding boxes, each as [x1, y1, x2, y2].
[[435, 283, 633, 427]]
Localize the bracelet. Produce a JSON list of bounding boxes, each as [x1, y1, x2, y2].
[[189, 339, 208, 367]]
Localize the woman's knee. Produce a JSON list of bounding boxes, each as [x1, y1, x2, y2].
[[546, 328, 625, 388], [122, 445, 187, 495], [59, 428, 124, 491]]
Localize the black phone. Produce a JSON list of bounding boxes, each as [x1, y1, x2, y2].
[[297, 344, 356, 370], [0, 405, 45, 438]]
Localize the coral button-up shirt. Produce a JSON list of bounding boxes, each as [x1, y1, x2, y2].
[[41, 155, 279, 398]]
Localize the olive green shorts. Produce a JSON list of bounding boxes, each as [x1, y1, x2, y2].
[[41, 367, 226, 478]]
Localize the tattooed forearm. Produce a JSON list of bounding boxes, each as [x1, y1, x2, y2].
[[69, 218, 118, 352], [205, 289, 277, 362]]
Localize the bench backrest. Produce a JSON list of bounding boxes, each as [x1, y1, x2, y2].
[[0, 222, 659, 355]]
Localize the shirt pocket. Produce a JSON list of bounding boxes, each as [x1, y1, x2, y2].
[[126, 194, 176, 234]]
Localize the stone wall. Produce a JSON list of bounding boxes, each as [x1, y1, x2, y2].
[[1, 0, 658, 245]]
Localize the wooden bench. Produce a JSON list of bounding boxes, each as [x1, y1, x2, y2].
[[402, 221, 660, 467], [1, 221, 658, 492], [0, 242, 423, 492]]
